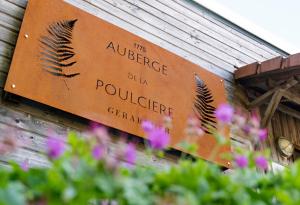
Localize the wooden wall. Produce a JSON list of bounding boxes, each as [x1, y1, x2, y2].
[[0, 0, 288, 167], [267, 111, 300, 166]]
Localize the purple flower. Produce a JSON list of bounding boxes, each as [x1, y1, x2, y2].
[[242, 125, 251, 135], [215, 103, 234, 124], [148, 127, 170, 150], [20, 159, 29, 171], [234, 155, 248, 168], [46, 136, 65, 159], [141, 120, 154, 133], [255, 156, 268, 170], [250, 114, 260, 128], [124, 143, 136, 165], [258, 129, 268, 142], [92, 145, 104, 160]]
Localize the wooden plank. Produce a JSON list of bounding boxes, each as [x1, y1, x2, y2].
[[271, 112, 286, 165], [113, 0, 257, 65], [235, 62, 259, 79], [0, 122, 47, 153], [0, 105, 70, 138], [0, 12, 22, 32], [134, 0, 267, 62], [65, 0, 234, 81], [0, 102, 177, 168], [267, 118, 278, 162], [0, 117, 175, 169], [262, 90, 283, 127], [287, 115, 297, 145], [0, 148, 51, 168], [0, 26, 18, 45], [168, 0, 284, 57], [260, 56, 283, 73], [281, 90, 300, 105], [277, 104, 300, 121], [0, 41, 14, 59], [0, 55, 10, 73], [279, 113, 293, 165], [6, 0, 28, 9], [0, 71, 7, 88], [0, 0, 25, 20]]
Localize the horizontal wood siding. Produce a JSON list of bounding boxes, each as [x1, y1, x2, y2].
[[0, 0, 287, 167]]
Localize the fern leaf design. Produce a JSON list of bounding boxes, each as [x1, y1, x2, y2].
[[40, 19, 79, 78], [193, 74, 217, 134]]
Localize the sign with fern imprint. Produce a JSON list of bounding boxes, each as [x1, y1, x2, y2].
[[4, 0, 230, 167], [40, 19, 79, 78]]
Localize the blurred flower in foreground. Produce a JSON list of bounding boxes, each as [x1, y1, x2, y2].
[[215, 103, 234, 124], [92, 145, 104, 160], [47, 136, 65, 159], [258, 129, 268, 142], [234, 155, 248, 168], [92, 125, 110, 145], [124, 143, 136, 165], [185, 116, 204, 138], [250, 113, 260, 128], [148, 127, 170, 150], [255, 156, 268, 171], [141, 120, 155, 133], [20, 159, 29, 171]]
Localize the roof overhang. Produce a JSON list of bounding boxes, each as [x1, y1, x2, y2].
[[234, 53, 300, 126]]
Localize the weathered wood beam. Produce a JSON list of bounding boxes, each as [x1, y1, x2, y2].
[[277, 104, 300, 121], [248, 78, 298, 109], [281, 90, 300, 105], [262, 90, 283, 127]]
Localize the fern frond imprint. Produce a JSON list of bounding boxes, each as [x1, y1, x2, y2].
[[40, 19, 79, 78], [193, 74, 217, 134]]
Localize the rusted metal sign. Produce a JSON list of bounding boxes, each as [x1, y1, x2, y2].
[[5, 0, 230, 166]]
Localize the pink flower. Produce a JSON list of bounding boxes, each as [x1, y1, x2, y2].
[[215, 103, 234, 124], [195, 127, 204, 137], [148, 127, 170, 150], [88, 122, 110, 144], [92, 145, 104, 160], [250, 113, 260, 128], [255, 156, 268, 170], [141, 120, 155, 133], [20, 159, 29, 171], [232, 113, 246, 128], [258, 129, 268, 142], [234, 155, 248, 168], [124, 143, 136, 165], [187, 117, 199, 127], [46, 136, 65, 159]]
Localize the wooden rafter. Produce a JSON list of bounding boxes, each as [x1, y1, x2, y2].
[[247, 78, 298, 109], [262, 90, 283, 127], [277, 104, 300, 121], [281, 90, 300, 105]]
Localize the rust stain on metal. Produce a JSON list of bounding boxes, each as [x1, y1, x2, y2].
[[4, 0, 230, 166]]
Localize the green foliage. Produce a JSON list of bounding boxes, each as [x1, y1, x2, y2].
[[0, 131, 299, 205]]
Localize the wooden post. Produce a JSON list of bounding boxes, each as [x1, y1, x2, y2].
[[262, 90, 283, 127]]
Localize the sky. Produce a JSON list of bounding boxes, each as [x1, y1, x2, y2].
[[196, 0, 300, 54]]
